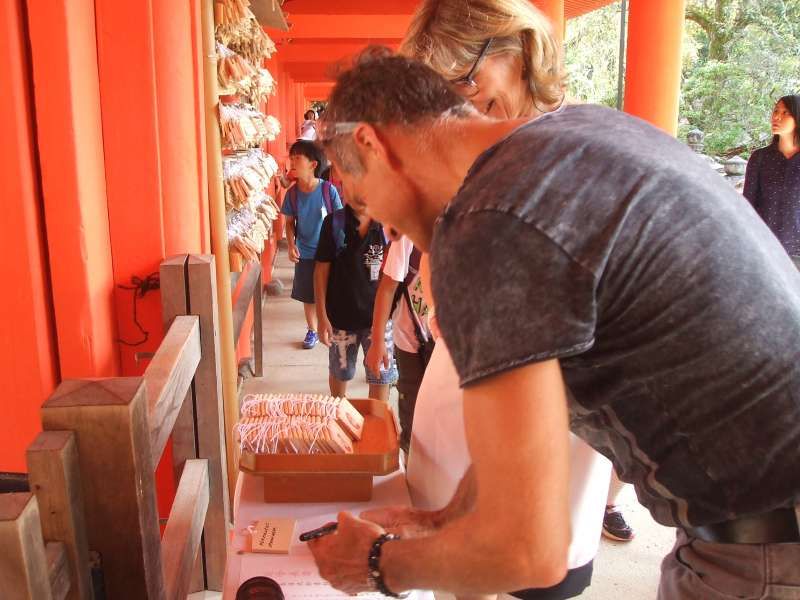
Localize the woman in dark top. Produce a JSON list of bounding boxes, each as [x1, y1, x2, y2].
[[744, 94, 800, 259]]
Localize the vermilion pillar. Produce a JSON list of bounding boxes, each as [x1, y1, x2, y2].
[[95, 0, 166, 376], [26, 0, 120, 379], [296, 82, 307, 127], [0, 0, 59, 471], [190, 0, 212, 254], [533, 0, 564, 41], [623, 0, 686, 135], [153, 0, 204, 256]]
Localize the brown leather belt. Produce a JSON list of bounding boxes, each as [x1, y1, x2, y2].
[[685, 507, 800, 544]]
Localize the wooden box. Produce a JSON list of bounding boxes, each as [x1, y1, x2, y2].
[[238, 399, 399, 502]]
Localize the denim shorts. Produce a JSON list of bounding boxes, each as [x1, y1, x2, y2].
[[329, 321, 398, 385], [291, 259, 315, 304]]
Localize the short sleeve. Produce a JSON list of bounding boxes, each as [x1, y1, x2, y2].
[[431, 210, 597, 387], [314, 215, 336, 263], [382, 236, 413, 282], [281, 188, 296, 217], [330, 185, 344, 210]]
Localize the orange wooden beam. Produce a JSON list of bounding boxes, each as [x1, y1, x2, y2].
[[623, 0, 686, 135], [565, 0, 617, 19], [304, 83, 335, 101], [0, 0, 60, 471], [277, 41, 399, 63], [533, 0, 565, 41], [284, 0, 419, 15], [26, 0, 120, 379], [275, 14, 410, 40], [282, 61, 342, 82]]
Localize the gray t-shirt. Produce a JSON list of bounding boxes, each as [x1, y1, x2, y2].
[[431, 104, 800, 528]]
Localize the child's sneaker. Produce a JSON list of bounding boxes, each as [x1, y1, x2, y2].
[[302, 329, 318, 349], [602, 505, 635, 541]]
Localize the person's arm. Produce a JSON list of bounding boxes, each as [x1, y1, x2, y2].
[[360, 465, 476, 538], [365, 274, 399, 374], [743, 150, 761, 208], [313, 261, 333, 346], [313, 216, 335, 346], [285, 217, 300, 262], [309, 359, 572, 595]]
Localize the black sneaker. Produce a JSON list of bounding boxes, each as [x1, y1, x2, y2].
[[602, 505, 635, 541]]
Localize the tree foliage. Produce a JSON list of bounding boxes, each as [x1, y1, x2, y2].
[[565, 0, 800, 158], [565, 3, 623, 108]]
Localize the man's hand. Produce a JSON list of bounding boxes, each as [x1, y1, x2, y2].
[[318, 317, 333, 347], [365, 335, 390, 375], [360, 506, 440, 538], [308, 512, 385, 594], [288, 244, 300, 263]]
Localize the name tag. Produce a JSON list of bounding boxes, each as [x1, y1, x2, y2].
[[370, 262, 381, 281]]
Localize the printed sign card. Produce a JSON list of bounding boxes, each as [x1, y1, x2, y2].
[[251, 517, 297, 554]]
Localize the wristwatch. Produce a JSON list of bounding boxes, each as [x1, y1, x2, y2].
[[367, 533, 409, 598]]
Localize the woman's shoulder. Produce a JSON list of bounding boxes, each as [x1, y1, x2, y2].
[[747, 145, 773, 168]]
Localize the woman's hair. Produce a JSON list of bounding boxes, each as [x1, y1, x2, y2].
[[289, 140, 325, 177], [773, 95, 800, 147], [400, 0, 566, 110], [304, 109, 317, 120]]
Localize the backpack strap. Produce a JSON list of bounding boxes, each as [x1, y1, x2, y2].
[[331, 208, 347, 255], [321, 180, 334, 215], [287, 185, 298, 216]]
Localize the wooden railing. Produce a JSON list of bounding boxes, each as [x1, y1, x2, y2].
[[231, 259, 264, 378], [0, 254, 230, 599]]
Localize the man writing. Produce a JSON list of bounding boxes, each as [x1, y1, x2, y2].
[[308, 50, 800, 599]]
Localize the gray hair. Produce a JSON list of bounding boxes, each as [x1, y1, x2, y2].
[[318, 47, 474, 174]]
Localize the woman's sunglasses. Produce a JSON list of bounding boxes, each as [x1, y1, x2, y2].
[[450, 38, 494, 97]]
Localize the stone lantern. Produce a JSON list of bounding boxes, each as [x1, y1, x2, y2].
[[687, 128, 705, 154]]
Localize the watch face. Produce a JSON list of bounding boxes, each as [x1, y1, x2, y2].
[[236, 576, 284, 600]]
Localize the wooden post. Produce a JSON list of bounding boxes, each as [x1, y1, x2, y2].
[[159, 255, 204, 593], [254, 264, 264, 377], [26, 431, 92, 600], [41, 379, 164, 600], [201, 0, 240, 518], [46, 542, 71, 600], [0, 493, 54, 600], [187, 254, 230, 590], [161, 459, 209, 600]]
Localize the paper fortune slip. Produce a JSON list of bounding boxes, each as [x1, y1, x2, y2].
[[251, 517, 297, 554]]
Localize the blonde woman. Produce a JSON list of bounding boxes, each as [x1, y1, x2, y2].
[[401, 0, 564, 119], [374, 2, 611, 599]]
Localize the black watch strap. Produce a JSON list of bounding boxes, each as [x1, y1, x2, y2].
[[368, 533, 408, 598]]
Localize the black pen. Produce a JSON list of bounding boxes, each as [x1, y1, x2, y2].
[[299, 522, 338, 542]]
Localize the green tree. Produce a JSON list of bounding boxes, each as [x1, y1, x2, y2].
[[681, 0, 800, 156], [565, 2, 623, 108], [565, 0, 800, 157]]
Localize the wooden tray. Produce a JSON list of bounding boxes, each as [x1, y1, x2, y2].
[[238, 399, 399, 502]]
